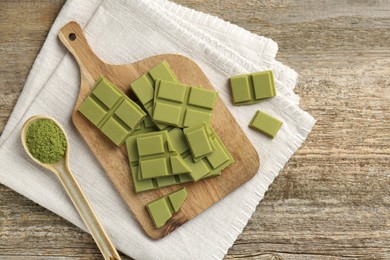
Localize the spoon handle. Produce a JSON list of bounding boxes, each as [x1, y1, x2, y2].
[[54, 164, 121, 260]]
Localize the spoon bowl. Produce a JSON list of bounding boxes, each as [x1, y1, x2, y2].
[[21, 115, 69, 174], [21, 115, 121, 260]]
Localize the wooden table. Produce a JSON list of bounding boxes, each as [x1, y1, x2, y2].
[[1, 1, 389, 259]]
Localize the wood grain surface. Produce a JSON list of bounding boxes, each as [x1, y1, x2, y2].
[[1, 0, 389, 259], [58, 21, 258, 239]]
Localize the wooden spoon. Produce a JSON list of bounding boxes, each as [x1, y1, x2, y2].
[[21, 115, 121, 260]]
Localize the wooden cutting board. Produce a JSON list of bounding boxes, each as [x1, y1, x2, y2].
[[59, 21, 260, 239]]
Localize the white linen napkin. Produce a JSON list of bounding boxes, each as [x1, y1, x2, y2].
[[0, 0, 315, 259]]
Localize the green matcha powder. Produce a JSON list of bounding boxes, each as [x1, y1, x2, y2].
[[26, 119, 67, 164]]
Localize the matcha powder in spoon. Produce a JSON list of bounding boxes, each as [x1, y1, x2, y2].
[[26, 119, 67, 164]]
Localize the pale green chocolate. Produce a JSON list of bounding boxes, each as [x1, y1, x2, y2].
[[130, 61, 178, 130], [126, 131, 193, 193], [168, 188, 188, 212], [78, 76, 146, 146], [249, 110, 283, 138], [168, 125, 234, 181], [183, 122, 214, 161], [129, 115, 158, 136], [230, 70, 276, 105], [136, 131, 191, 179], [153, 80, 218, 128], [146, 188, 188, 228]]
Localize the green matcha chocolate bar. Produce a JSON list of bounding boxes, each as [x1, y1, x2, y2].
[[249, 110, 283, 138], [79, 76, 146, 146], [146, 188, 188, 228], [130, 115, 158, 136], [130, 61, 178, 130], [183, 122, 215, 162], [168, 125, 234, 181], [230, 70, 276, 105], [153, 80, 218, 128], [136, 131, 191, 179], [126, 131, 193, 193]]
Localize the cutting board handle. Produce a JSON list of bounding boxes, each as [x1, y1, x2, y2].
[[59, 21, 106, 84]]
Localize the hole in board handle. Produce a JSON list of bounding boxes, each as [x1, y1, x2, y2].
[[69, 33, 76, 41]]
